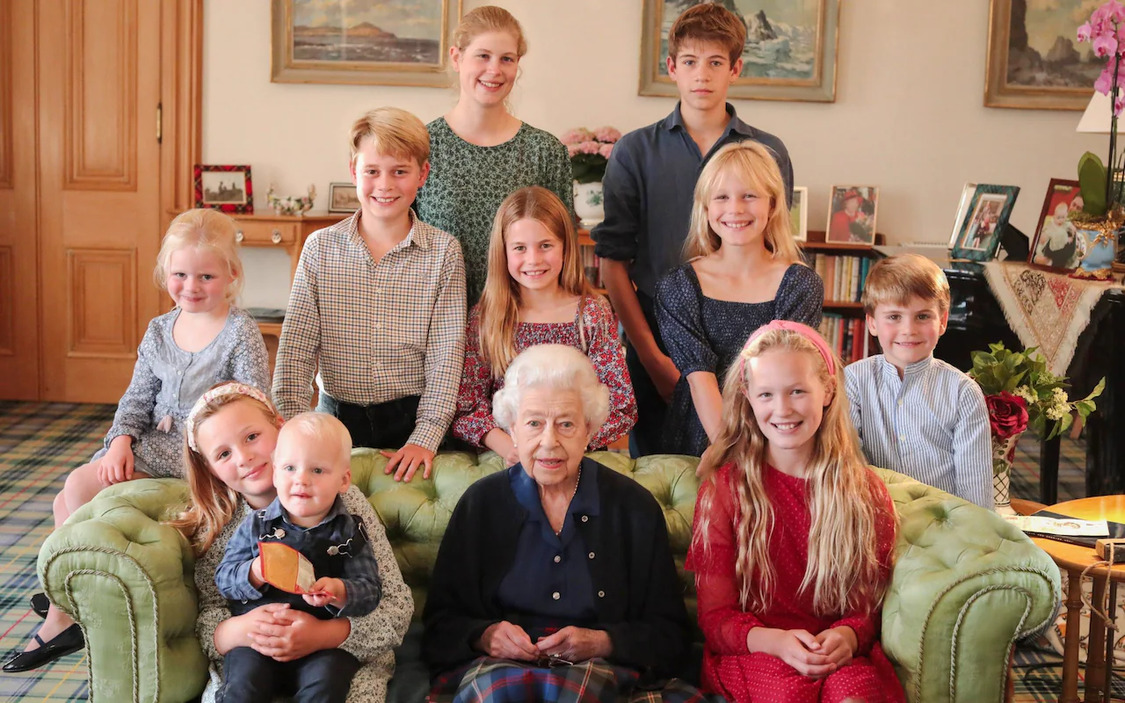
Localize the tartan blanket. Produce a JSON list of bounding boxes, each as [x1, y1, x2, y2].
[[428, 657, 707, 703], [981, 262, 1124, 376]]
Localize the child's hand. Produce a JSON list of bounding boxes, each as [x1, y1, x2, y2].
[[770, 628, 836, 679], [249, 556, 265, 589], [815, 626, 858, 668], [98, 436, 135, 485], [303, 577, 346, 609], [646, 353, 681, 403], [381, 443, 435, 482]]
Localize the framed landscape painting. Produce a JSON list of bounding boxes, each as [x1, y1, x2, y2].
[[271, 0, 462, 86], [985, 0, 1099, 110], [639, 0, 840, 102]]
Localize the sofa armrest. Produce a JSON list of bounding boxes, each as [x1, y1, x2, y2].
[[38, 478, 208, 703], [877, 471, 1061, 703]]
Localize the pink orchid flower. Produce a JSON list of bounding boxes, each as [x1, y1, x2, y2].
[[1095, 33, 1119, 58]]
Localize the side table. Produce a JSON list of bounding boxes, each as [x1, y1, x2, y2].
[[1030, 496, 1125, 703]]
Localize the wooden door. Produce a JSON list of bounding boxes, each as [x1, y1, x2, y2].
[[37, 0, 163, 402], [0, 2, 40, 399]]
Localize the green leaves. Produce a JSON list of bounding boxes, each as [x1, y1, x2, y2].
[[1078, 150, 1108, 217]]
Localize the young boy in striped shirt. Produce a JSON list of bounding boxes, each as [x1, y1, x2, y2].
[[844, 254, 993, 508]]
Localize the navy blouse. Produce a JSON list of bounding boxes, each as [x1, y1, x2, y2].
[[655, 262, 824, 456]]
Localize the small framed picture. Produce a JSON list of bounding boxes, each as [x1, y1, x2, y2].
[[194, 165, 253, 214], [328, 182, 361, 214], [789, 187, 809, 241], [1029, 179, 1083, 273], [948, 182, 977, 249], [950, 184, 1020, 262], [826, 186, 878, 245]]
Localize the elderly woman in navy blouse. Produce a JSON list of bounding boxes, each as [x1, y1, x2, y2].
[[422, 344, 697, 702]]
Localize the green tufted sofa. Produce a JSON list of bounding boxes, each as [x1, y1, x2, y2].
[[38, 450, 1060, 703]]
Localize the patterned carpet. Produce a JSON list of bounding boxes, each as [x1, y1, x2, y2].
[[0, 401, 1098, 701]]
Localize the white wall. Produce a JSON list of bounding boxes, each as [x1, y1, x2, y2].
[[204, 0, 1108, 307]]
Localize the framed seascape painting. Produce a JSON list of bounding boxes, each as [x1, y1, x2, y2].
[[639, 0, 840, 102], [789, 186, 809, 241], [985, 0, 1100, 110], [826, 186, 878, 245], [1029, 178, 1083, 272], [194, 165, 253, 214], [951, 185, 1020, 261], [271, 0, 462, 87]]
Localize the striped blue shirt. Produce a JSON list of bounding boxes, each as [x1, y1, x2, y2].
[[844, 354, 993, 509]]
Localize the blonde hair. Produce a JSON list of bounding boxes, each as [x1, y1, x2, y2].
[[667, 2, 747, 65], [349, 107, 430, 167], [684, 141, 802, 265], [861, 254, 951, 316], [278, 412, 353, 470], [693, 327, 893, 617], [452, 5, 528, 58], [154, 209, 244, 303], [169, 388, 281, 557], [477, 186, 593, 377]]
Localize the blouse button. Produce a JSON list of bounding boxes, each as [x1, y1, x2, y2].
[[580, 515, 588, 523], [552, 591, 561, 600], [553, 555, 561, 564], [588, 552, 595, 560], [598, 590, 605, 598]]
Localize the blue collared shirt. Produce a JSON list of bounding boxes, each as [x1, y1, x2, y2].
[[845, 354, 994, 509], [495, 459, 601, 639], [215, 494, 383, 617], [592, 103, 794, 300]]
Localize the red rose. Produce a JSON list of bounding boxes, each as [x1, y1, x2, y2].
[[986, 391, 1029, 440]]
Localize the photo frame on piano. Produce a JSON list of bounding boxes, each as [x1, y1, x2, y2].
[[950, 184, 1020, 262], [1028, 178, 1083, 274]]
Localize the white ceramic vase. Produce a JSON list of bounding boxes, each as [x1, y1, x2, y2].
[[573, 181, 604, 226]]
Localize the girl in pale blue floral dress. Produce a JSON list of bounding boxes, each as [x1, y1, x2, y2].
[[4, 208, 270, 674]]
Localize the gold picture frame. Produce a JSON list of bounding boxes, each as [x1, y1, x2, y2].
[[271, 0, 462, 87], [984, 0, 1096, 110], [638, 0, 840, 103]]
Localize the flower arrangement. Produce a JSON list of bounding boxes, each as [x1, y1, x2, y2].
[[1076, 2, 1125, 219], [969, 343, 1103, 476], [267, 184, 316, 217], [560, 126, 621, 184]]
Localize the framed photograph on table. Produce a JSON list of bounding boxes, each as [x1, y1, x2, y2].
[[1029, 179, 1083, 273], [789, 186, 808, 241], [950, 184, 1020, 261], [949, 182, 977, 249], [638, 0, 840, 102], [271, 0, 462, 87], [194, 165, 253, 214], [328, 182, 361, 214], [826, 186, 878, 245]]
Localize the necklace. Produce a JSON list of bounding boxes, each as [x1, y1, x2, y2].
[[551, 466, 581, 537]]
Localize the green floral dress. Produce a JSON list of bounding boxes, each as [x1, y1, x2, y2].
[[416, 117, 575, 305]]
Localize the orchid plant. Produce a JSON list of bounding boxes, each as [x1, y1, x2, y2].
[[1077, 1, 1125, 218], [561, 126, 621, 184]]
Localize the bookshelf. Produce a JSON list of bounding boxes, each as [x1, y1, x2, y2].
[[577, 229, 606, 294], [800, 230, 886, 363]]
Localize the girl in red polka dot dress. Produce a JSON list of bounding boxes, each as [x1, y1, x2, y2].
[[687, 321, 903, 703]]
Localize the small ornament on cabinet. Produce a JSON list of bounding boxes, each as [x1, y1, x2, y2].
[[267, 184, 316, 216]]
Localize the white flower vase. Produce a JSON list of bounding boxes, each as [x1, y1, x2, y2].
[[573, 181, 604, 227], [992, 432, 1021, 514]]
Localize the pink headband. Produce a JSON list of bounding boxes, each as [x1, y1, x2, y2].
[[742, 320, 836, 377], [185, 382, 275, 452]]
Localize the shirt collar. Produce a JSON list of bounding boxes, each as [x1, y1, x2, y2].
[[347, 208, 427, 250], [261, 494, 347, 530], [879, 353, 936, 380], [663, 102, 755, 141], [508, 457, 601, 520]]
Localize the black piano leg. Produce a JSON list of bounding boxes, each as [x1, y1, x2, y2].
[[1040, 435, 1060, 506]]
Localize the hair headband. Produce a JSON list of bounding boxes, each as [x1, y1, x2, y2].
[[185, 382, 274, 452], [742, 320, 836, 377]]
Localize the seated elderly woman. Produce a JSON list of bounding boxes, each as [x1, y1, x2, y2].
[[422, 344, 698, 702]]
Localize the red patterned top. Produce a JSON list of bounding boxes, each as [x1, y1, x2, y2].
[[687, 463, 903, 702], [452, 296, 637, 450]]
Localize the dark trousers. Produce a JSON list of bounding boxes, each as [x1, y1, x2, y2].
[[318, 393, 420, 449], [626, 292, 669, 458], [219, 647, 361, 703]]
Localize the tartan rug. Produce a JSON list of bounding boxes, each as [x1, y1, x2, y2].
[[0, 402, 1095, 701]]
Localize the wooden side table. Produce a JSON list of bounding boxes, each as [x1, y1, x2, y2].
[[1030, 496, 1125, 703]]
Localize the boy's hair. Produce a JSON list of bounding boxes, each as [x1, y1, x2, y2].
[[478, 186, 593, 377], [692, 326, 894, 617], [861, 254, 951, 316], [154, 209, 244, 303], [452, 5, 528, 58], [277, 412, 353, 469], [684, 141, 801, 266], [349, 107, 430, 168], [171, 385, 282, 557], [667, 2, 747, 65]]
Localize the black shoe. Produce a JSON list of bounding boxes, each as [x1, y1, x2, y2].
[[1, 624, 84, 673], [30, 593, 49, 619]]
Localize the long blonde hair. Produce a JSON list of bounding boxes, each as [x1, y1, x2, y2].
[[169, 390, 281, 556], [684, 141, 802, 265], [477, 186, 593, 377], [154, 209, 244, 304], [693, 326, 891, 616]]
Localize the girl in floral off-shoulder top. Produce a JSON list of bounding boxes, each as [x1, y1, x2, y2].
[[452, 187, 636, 462]]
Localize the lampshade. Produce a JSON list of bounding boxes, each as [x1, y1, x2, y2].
[[1077, 90, 1122, 134]]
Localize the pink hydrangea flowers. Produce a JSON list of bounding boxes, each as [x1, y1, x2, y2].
[[561, 125, 621, 184]]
